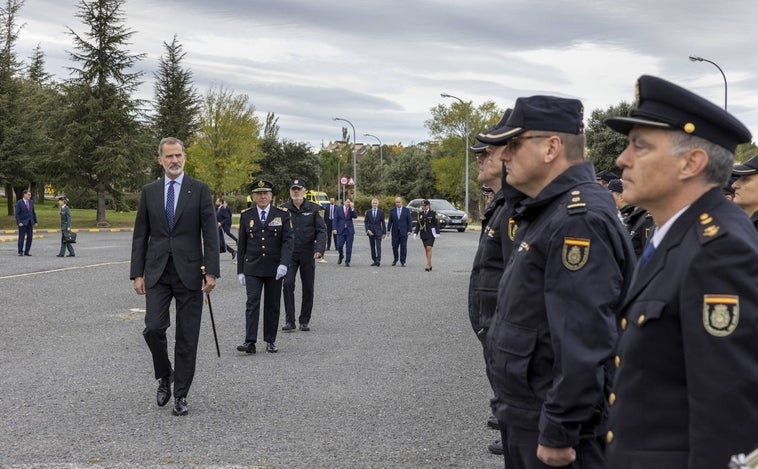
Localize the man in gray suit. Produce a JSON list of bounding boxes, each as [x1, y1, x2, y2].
[[130, 137, 220, 416]]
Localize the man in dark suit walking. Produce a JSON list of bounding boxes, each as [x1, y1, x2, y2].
[[332, 198, 357, 266], [364, 198, 386, 266], [130, 137, 220, 417], [15, 190, 37, 256], [387, 196, 412, 266], [323, 197, 337, 250], [215, 197, 236, 259]]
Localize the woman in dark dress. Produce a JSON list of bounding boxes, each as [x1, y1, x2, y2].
[[414, 199, 440, 271]]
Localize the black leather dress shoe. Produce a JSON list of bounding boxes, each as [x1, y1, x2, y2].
[[299, 323, 310, 331], [56, 254, 64, 257], [236, 341, 256, 353], [172, 397, 188, 416], [66, 254, 75, 257], [392, 260, 397, 266], [265, 342, 278, 353], [231, 250, 236, 260], [345, 262, 350, 267], [156, 373, 173, 407], [488, 438, 503, 455], [338, 255, 343, 264], [24, 253, 31, 256], [282, 322, 296, 332]]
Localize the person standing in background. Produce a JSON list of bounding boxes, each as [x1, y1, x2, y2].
[[387, 197, 412, 266], [216, 198, 236, 260], [130, 136, 220, 417], [56, 196, 76, 258], [364, 198, 387, 266], [413, 199, 440, 271], [15, 190, 37, 257], [324, 197, 337, 251], [731, 154, 758, 231], [332, 198, 357, 267]]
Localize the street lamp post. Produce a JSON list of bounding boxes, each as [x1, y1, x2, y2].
[[441, 92, 470, 218], [689, 55, 728, 110], [363, 133, 382, 167], [333, 117, 357, 200]]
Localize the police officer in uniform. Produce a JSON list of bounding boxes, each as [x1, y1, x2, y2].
[[236, 179, 294, 354], [482, 96, 635, 469], [732, 155, 758, 231], [603, 75, 758, 469], [281, 179, 327, 332], [607, 178, 654, 258], [413, 199, 440, 271]]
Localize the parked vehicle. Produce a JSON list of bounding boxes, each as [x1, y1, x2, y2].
[[305, 190, 330, 209], [408, 198, 468, 232]]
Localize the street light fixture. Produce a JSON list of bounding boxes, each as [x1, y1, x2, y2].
[[441, 92, 470, 219], [689, 55, 728, 110], [333, 117, 357, 200], [363, 133, 383, 167]]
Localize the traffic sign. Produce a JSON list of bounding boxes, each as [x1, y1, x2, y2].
[[347, 177, 355, 185], [340, 177, 348, 185]]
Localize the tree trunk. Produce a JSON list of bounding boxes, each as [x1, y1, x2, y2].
[[5, 183, 13, 216], [96, 183, 110, 227]]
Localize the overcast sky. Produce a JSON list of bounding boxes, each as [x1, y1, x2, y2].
[[15, 0, 758, 150]]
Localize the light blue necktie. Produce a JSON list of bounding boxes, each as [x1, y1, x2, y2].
[[166, 181, 176, 231]]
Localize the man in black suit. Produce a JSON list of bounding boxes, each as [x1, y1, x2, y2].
[[387, 196, 412, 266], [364, 198, 386, 266], [604, 75, 758, 469], [332, 198, 357, 267], [130, 137, 220, 417], [236, 179, 294, 354], [323, 197, 337, 250]]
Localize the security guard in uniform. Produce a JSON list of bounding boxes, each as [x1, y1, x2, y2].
[[732, 155, 758, 231], [236, 179, 294, 354], [607, 178, 654, 258], [604, 75, 758, 469], [483, 96, 635, 469], [281, 178, 327, 332]]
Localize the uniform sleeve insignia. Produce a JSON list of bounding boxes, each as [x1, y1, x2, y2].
[[562, 237, 590, 270], [703, 295, 739, 336], [508, 218, 518, 241], [278, 206, 289, 212], [698, 212, 724, 242], [270, 217, 283, 227]]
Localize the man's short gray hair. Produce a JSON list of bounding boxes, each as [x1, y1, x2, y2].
[[668, 131, 734, 186]]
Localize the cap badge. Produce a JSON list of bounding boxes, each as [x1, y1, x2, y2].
[[683, 122, 696, 133], [258, 180, 265, 188], [703, 294, 739, 336]]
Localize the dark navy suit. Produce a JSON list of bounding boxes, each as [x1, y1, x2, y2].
[[387, 205, 412, 264], [364, 207, 386, 264], [333, 205, 357, 263], [15, 197, 37, 255]]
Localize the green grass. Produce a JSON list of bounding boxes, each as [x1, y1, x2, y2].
[[0, 197, 136, 230]]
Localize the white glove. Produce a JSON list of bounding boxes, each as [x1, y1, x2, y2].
[[276, 264, 288, 280], [432, 228, 440, 238], [412, 233, 417, 240], [238, 273, 246, 286]]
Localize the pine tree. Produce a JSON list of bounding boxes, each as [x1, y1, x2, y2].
[[57, 0, 150, 226]]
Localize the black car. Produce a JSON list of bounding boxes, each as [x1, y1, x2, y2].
[[408, 198, 468, 232]]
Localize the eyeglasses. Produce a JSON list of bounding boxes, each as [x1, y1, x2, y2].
[[506, 134, 554, 153]]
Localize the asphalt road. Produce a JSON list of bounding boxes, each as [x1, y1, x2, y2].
[[0, 230, 503, 469]]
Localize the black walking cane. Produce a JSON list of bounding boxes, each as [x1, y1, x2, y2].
[[201, 265, 221, 357]]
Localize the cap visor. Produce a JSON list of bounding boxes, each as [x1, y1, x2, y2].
[[477, 126, 524, 145], [605, 116, 672, 135]]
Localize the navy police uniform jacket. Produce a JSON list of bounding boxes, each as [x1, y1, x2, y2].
[[414, 209, 440, 241], [486, 162, 635, 448], [624, 207, 654, 258], [237, 205, 294, 277], [281, 199, 326, 255], [605, 188, 758, 469]]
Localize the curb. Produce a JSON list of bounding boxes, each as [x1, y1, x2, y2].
[[0, 228, 134, 243]]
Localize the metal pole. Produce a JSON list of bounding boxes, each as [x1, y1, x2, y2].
[[333, 117, 357, 200], [440, 93, 470, 218], [689, 55, 728, 110], [363, 133, 383, 167]]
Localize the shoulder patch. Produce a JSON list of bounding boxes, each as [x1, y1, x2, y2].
[[562, 237, 590, 270], [240, 207, 253, 214], [697, 212, 726, 245], [703, 294, 739, 336], [567, 190, 587, 215], [278, 206, 289, 212]]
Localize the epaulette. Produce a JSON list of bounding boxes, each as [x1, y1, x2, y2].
[[240, 207, 253, 214], [278, 205, 289, 212], [697, 212, 727, 245], [566, 190, 588, 215]]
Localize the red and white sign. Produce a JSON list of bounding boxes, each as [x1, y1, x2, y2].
[[340, 177, 348, 185], [347, 177, 355, 185]]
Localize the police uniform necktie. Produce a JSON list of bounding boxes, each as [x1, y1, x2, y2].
[[166, 180, 176, 231], [260, 210, 266, 226]]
